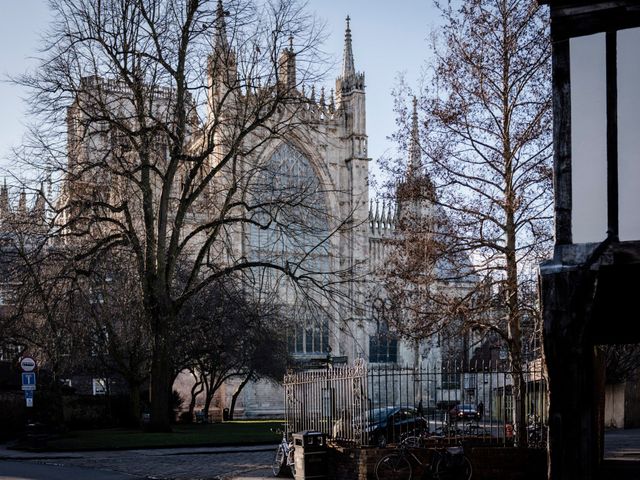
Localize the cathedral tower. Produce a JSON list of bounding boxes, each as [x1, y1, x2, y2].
[[207, 0, 238, 116], [336, 16, 367, 160], [396, 97, 435, 220]]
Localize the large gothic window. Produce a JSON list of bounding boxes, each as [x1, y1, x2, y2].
[[248, 143, 330, 356], [369, 297, 398, 363]]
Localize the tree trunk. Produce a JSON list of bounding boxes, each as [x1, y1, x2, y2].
[[127, 382, 142, 428], [511, 355, 528, 447], [188, 376, 204, 419], [47, 365, 65, 428], [203, 389, 215, 423], [229, 372, 253, 421], [149, 318, 172, 432], [505, 210, 526, 445]]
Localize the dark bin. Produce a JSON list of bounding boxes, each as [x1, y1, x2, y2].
[[25, 422, 49, 450], [223, 408, 229, 421], [292, 431, 327, 480]]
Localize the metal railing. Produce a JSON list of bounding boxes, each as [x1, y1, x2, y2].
[[284, 358, 370, 445], [283, 358, 547, 447]]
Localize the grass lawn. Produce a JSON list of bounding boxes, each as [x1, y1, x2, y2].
[[43, 420, 283, 451]]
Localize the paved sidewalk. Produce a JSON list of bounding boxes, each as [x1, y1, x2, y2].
[[604, 428, 640, 461]]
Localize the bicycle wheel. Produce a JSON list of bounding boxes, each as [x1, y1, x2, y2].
[[271, 445, 286, 477], [433, 455, 472, 480], [288, 447, 296, 476], [375, 453, 412, 480]]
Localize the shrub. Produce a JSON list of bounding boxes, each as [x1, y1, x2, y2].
[[179, 411, 193, 424], [0, 392, 26, 440]]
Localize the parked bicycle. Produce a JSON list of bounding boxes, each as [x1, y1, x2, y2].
[[526, 414, 547, 448], [374, 438, 472, 480], [461, 421, 491, 438], [432, 421, 462, 439], [271, 428, 296, 477], [396, 417, 436, 448]]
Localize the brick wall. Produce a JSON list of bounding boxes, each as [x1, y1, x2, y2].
[[327, 444, 547, 480], [469, 447, 546, 480]]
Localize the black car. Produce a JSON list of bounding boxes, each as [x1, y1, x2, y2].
[[449, 403, 481, 421], [366, 406, 427, 447]]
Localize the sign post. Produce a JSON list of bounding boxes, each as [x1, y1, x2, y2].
[[20, 356, 37, 372], [20, 356, 37, 408]]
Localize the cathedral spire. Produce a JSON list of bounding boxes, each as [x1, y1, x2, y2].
[[408, 97, 421, 177], [215, 0, 229, 53], [33, 182, 46, 220], [397, 96, 435, 205], [342, 16, 355, 80], [336, 15, 364, 102], [18, 188, 27, 216], [278, 34, 297, 89], [208, 0, 238, 108], [0, 179, 8, 218]]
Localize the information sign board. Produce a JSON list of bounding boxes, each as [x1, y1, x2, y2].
[[21, 372, 36, 390]]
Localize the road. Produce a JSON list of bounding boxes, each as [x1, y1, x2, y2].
[[0, 445, 275, 480], [1, 429, 638, 480], [0, 460, 140, 480]]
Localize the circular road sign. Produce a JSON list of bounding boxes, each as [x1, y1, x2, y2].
[[20, 356, 37, 372]]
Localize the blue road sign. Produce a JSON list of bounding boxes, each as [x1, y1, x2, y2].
[[24, 389, 34, 407], [21, 372, 36, 391]]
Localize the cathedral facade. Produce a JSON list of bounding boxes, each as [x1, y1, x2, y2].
[[0, 6, 444, 418], [207, 18, 440, 417]]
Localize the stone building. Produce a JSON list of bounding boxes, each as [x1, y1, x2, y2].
[[1, 4, 476, 419], [209, 19, 480, 416]]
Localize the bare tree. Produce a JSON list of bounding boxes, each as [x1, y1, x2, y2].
[[2, 192, 154, 427], [1, 200, 151, 426], [227, 306, 290, 420], [80, 250, 152, 426], [13, 0, 351, 430], [601, 345, 640, 385], [0, 206, 94, 426], [387, 0, 552, 444], [2, 211, 81, 385], [174, 280, 248, 419], [379, 170, 464, 342]]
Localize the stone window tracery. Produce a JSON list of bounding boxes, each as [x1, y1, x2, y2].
[[249, 143, 330, 355]]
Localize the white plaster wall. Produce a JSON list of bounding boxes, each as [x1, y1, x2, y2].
[[570, 33, 608, 244], [604, 383, 626, 429]]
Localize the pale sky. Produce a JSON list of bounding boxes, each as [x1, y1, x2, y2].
[[0, 1, 439, 191]]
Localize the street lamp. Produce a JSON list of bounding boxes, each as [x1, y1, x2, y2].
[[539, 2, 640, 479]]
